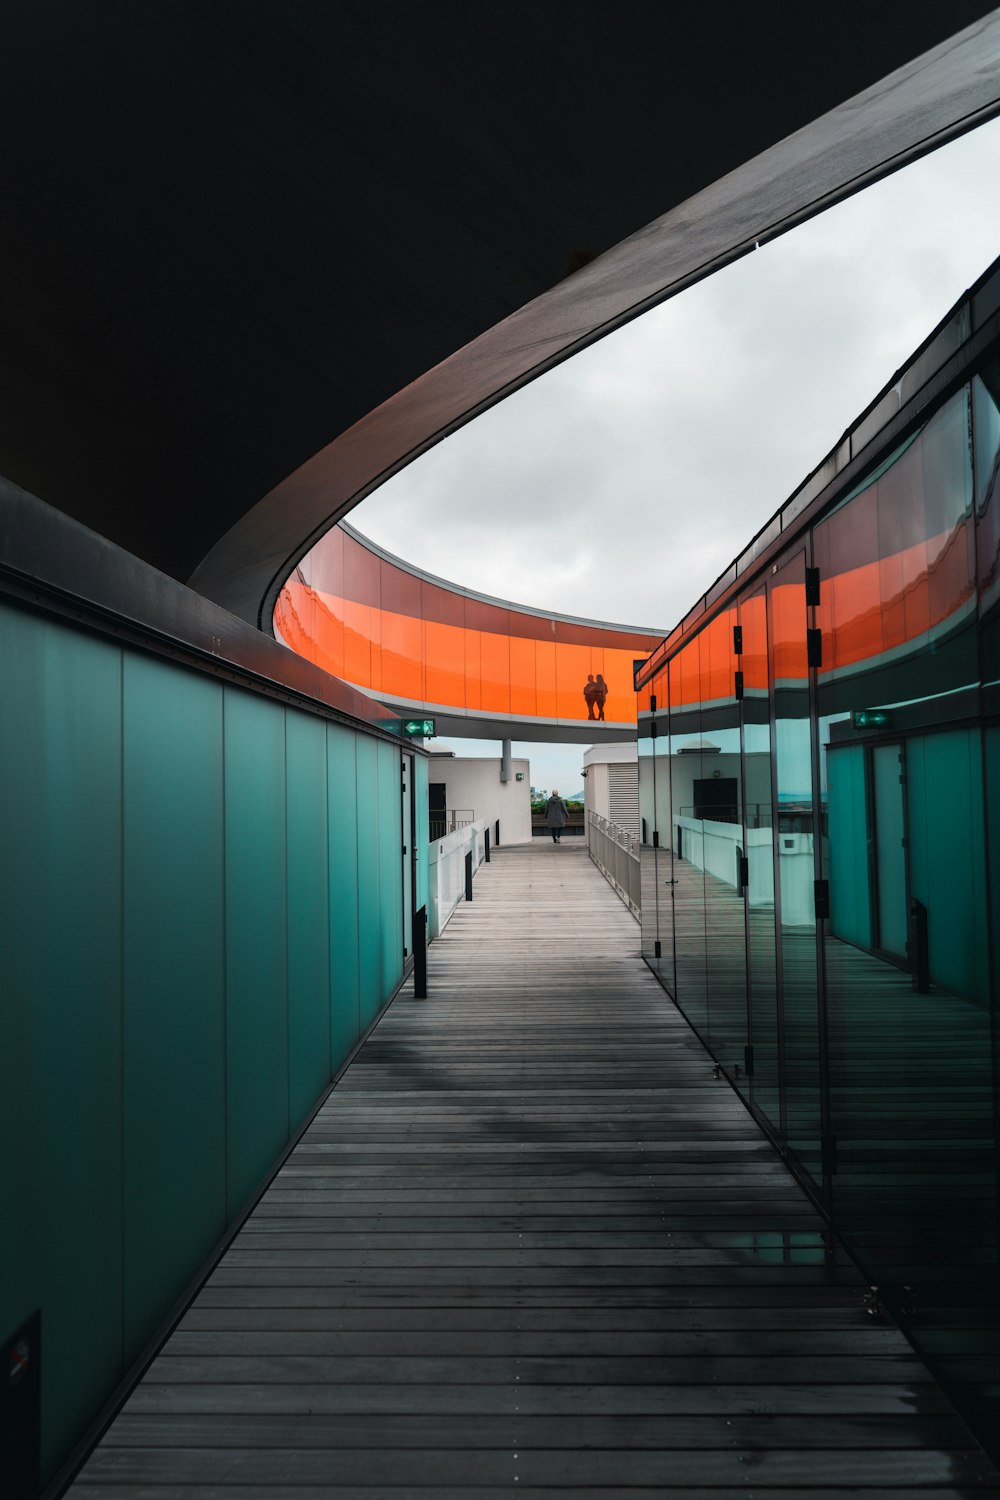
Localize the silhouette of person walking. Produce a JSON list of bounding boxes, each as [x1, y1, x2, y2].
[[594, 674, 608, 721], [583, 674, 599, 719]]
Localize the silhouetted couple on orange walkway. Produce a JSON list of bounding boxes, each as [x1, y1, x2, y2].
[[583, 673, 608, 720]]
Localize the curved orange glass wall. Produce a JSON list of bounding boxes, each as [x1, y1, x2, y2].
[[640, 393, 976, 715], [274, 524, 663, 727]]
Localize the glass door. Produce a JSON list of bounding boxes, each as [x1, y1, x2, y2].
[[401, 751, 414, 960], [870, 742, 908, 959], [767, 548, 823, 1182], [701, 608, 749, 1083], [739, 583, 780, 1132]]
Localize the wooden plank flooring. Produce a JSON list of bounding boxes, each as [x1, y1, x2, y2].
[[71, 841, 1000, 1498]]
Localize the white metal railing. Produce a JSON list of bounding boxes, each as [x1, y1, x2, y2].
[[586, 810, 640, 918], [428, 816, 489, 938], [428, 807, 475, 839]]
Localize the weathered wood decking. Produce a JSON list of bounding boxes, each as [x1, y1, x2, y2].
[[72, 841, 1000, 1498]]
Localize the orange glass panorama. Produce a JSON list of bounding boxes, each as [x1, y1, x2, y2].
[[274, 524, 664, 727], [638, 392, 976, 715]]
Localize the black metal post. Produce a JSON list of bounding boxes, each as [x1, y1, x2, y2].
[[910, 897, 930, 993], [465, 850, 473, 901], [484, 827, 490, 862], [1, 1310, 40, 1498], [495, 818, 500, 847], [413, 905, 427, 998]]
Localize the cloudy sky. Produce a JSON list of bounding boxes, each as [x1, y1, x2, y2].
[[354, 117, 1000, 791]]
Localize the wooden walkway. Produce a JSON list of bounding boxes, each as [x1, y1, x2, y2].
[[72, 842, 1000, 1498]]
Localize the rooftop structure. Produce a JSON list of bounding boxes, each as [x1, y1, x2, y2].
[[3, 7, 1000, 1494]]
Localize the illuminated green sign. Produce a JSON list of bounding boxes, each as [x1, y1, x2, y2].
[[851, 709, 890, 729], [403, 718, 436, 737]]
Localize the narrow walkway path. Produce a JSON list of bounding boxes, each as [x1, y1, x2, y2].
[[74, 842, 1000, 1497]]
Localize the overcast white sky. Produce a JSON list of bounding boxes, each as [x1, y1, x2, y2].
[[354, 118, 1000, 792]]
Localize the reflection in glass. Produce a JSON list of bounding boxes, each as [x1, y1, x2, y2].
[[701, 611, 748, 1080], [740, 585, 779, 1132], [668, 634, 708, 1035], [639, 372, 1000, 1458], [769, 550, 821, 1182], [976, 368, 1000, 685], [814, 389, 994, 1451], [638, 688, 664, 975]]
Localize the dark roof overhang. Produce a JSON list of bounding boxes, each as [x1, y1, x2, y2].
[[2, 2, 999, 626]]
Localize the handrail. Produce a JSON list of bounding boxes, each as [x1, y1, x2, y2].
[[586, 810, 640, 918], [428, 816, 489, 937], [429, 808, 475, 839]]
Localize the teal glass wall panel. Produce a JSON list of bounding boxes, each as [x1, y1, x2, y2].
[[987, 727, 1000, 1021], [636, 714, 662, 977], [224, 689, 289, 1218], [906, 729, 989, 1005], [827, 743, 871, 950], [0, 606, 124, 1478], [414, 753, 429, 914], [378, 739, 404, 1001], [668, 631, 709, 1035], [355, 735, 382, 1031], [1, 601, 412, 1482], [286, 710, 332, 1124], [122, 655, 226, 1363], [328, 724, 361, 1067], [641, 377, 1000, 1462]]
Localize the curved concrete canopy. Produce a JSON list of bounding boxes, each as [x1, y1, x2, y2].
[[1, 3, 998, 630], [192, 7, 1000, 625]]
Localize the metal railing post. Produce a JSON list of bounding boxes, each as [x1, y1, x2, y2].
[[484, 827, 490, 862], [414, 905, 427, 998], [587, 809, 641, 919], [910, 898, 930, 993], [465, 850, 473, 901]]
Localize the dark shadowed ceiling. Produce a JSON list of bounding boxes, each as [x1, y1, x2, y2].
[[2, 0, 999, 621]]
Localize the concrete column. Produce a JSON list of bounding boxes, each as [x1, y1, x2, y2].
[[500, 738, 512, 782]]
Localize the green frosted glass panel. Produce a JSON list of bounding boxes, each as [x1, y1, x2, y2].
[[0, 607, 123, 1479], [122, 655, 226, 1362], [827, 744, 871, 950], [414, 754, 429, 914], [355, 735, 382, 1031], [378, 739, 404, 999], [286, 710, 332, 1125], [988, 728, 1000, 1007], [224, 689, 289, 1218], [907, 730, 988, 1004], [328, 725, 360, 1068]]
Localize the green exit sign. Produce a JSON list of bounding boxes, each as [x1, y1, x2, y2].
[[403, 718, 436, 737], [852, 708, 890, 729]]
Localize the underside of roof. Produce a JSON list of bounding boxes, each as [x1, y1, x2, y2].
[[2, 1, 999, 625]]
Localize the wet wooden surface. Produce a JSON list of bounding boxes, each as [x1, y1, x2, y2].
[[71, 841, 1000, 1497]]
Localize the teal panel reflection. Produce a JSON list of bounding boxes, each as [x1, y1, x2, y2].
[[224, 689, 289, 1218], [328, 724, 361, 1066], [414, 754, 429, 914], [987, 727, 1000, 1021], [286, 711, 332, 1126], [355, 735, 382, 1030], [122, 655, 226, 1364], [906, 729, 989, 1005], [378, 739, 404, 1001], [827, 743, 871, 950], [0, 607, 124, 1479]]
